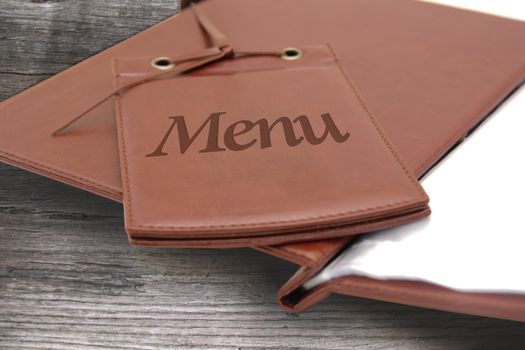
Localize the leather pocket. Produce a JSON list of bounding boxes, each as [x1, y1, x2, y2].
[[112, 45, 429, 248]]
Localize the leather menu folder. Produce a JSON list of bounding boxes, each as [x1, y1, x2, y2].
[[109, 45, 428, 247], [2, 0, 525, 320]]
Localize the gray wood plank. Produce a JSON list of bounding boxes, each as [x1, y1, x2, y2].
[[1, 1, 525, 349]]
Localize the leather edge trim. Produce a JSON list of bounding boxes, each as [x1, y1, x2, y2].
[[0, 151, 122, 202], [127, 207, 430, 248], [330, 276, 525, 323]]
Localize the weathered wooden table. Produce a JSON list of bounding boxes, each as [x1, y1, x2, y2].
[[2, 1, 525, 349]]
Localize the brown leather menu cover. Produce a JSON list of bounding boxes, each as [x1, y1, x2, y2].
[[4, 0, 525, 207], [111, 45, 428, 247], [2, 0, 524, 264], [2, 0, 525, 320]]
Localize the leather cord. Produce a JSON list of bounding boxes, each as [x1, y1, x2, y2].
[[191, 3, 231, 51], [51, 4, 282, 136], [51, 48, 227, 136]]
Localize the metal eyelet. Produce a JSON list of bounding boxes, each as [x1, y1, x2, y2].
[[150, 57, 175, 70], [281, 48, 303, 61]]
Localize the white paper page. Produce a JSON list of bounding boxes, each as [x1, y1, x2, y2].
[[304, 0, 525, 293]]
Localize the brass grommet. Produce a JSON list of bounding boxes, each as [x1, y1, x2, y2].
[[151, 57, 175, 70], [281, 48, 303, 61]]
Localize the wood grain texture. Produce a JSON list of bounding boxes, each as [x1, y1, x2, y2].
[[2, 1, 525, 349]]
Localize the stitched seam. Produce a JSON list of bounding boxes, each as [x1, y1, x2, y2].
[[128, 207, 428, 244], [116, 91, 135, 226], [119, 48, 426, 231], [126, 201, 423, 230], [0, 148, 119, 195], [326, 44, 426, 199]]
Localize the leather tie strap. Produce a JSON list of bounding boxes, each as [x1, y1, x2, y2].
[[52, 48, 227, 136], [191, 3, 232, 51], [52, 4, 235, 136]]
